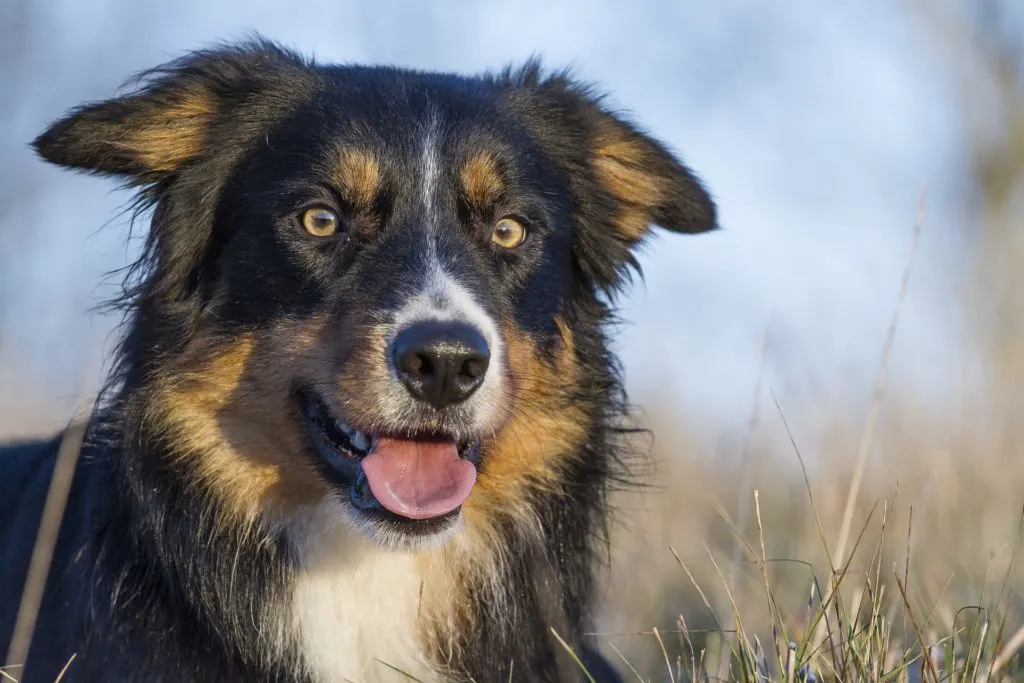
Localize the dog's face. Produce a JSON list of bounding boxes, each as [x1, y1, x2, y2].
[[35, 42, 715, 550]]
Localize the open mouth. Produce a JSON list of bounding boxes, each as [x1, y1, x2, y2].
[[298, 390, 482, 530]]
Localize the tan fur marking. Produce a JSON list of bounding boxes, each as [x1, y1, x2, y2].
[[334, 323, 393, 428], [119, 90, 217, 172], [464, 316, 585, 525], [332, 149, 382, 209], [459, 151, 504, 207], [615, 205, 651, 243], [594, 137, 665, 240], [149, 317, 332, 520]]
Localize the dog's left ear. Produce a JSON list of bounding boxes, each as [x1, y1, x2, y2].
[[586, 110, 717, 240], [505, 63, 718, 291]]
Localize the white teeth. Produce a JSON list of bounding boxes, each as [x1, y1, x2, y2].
[[350, 431, 371, 452], [334, 417, 370, 452]]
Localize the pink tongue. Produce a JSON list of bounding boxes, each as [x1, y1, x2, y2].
[[360, 437, 477, 520]]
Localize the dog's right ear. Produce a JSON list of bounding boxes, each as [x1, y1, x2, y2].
[[32, 39, 306, 183]]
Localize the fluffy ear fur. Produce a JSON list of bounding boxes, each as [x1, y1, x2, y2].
[[32, 39, 308, 184], [31, 40, 318, 374], [587, 115, 717, 239], [501, 61, 718, 293]]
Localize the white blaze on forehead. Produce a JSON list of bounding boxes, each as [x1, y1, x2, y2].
[[420, 109, 440, 218], [418, 107, 446, 287]]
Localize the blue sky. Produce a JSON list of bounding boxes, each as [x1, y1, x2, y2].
[[0, 0, 974, 434]]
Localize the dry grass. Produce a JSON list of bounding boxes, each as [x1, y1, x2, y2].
[[588, 393, 1024, 681]]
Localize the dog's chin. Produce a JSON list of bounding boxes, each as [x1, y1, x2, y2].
[[296, 388, 483, 552], [339, 500, 466, 553]]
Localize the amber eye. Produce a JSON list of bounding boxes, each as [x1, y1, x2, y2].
[[301, 207, 340, 237], [491, 217, 527, 249]]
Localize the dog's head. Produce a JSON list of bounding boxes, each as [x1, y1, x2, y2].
[[35, 41, 715, 550]]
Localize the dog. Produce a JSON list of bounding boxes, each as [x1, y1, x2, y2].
[[0, 39, 716, 682]]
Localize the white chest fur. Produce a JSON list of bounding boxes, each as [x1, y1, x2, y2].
[[289, 500, 443, 683]]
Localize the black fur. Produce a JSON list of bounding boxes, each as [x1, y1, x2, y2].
[[1, 39, 716, 682]]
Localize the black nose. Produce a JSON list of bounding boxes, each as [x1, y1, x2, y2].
[[391, 321, 491, 409]]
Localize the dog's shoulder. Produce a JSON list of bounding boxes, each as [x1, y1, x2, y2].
[[0, 434, 63, 529]]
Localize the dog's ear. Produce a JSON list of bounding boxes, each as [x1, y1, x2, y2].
[[32, 40, 306, 183], [586, 113, 717, 239], [32, 40, 314, 317], [504, 62, 717, 292]]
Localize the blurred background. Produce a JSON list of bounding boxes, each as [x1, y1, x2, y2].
[[2, 0, 1023, 678]]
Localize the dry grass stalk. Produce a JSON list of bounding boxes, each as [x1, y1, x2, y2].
[[4, 419, 88, 674]]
